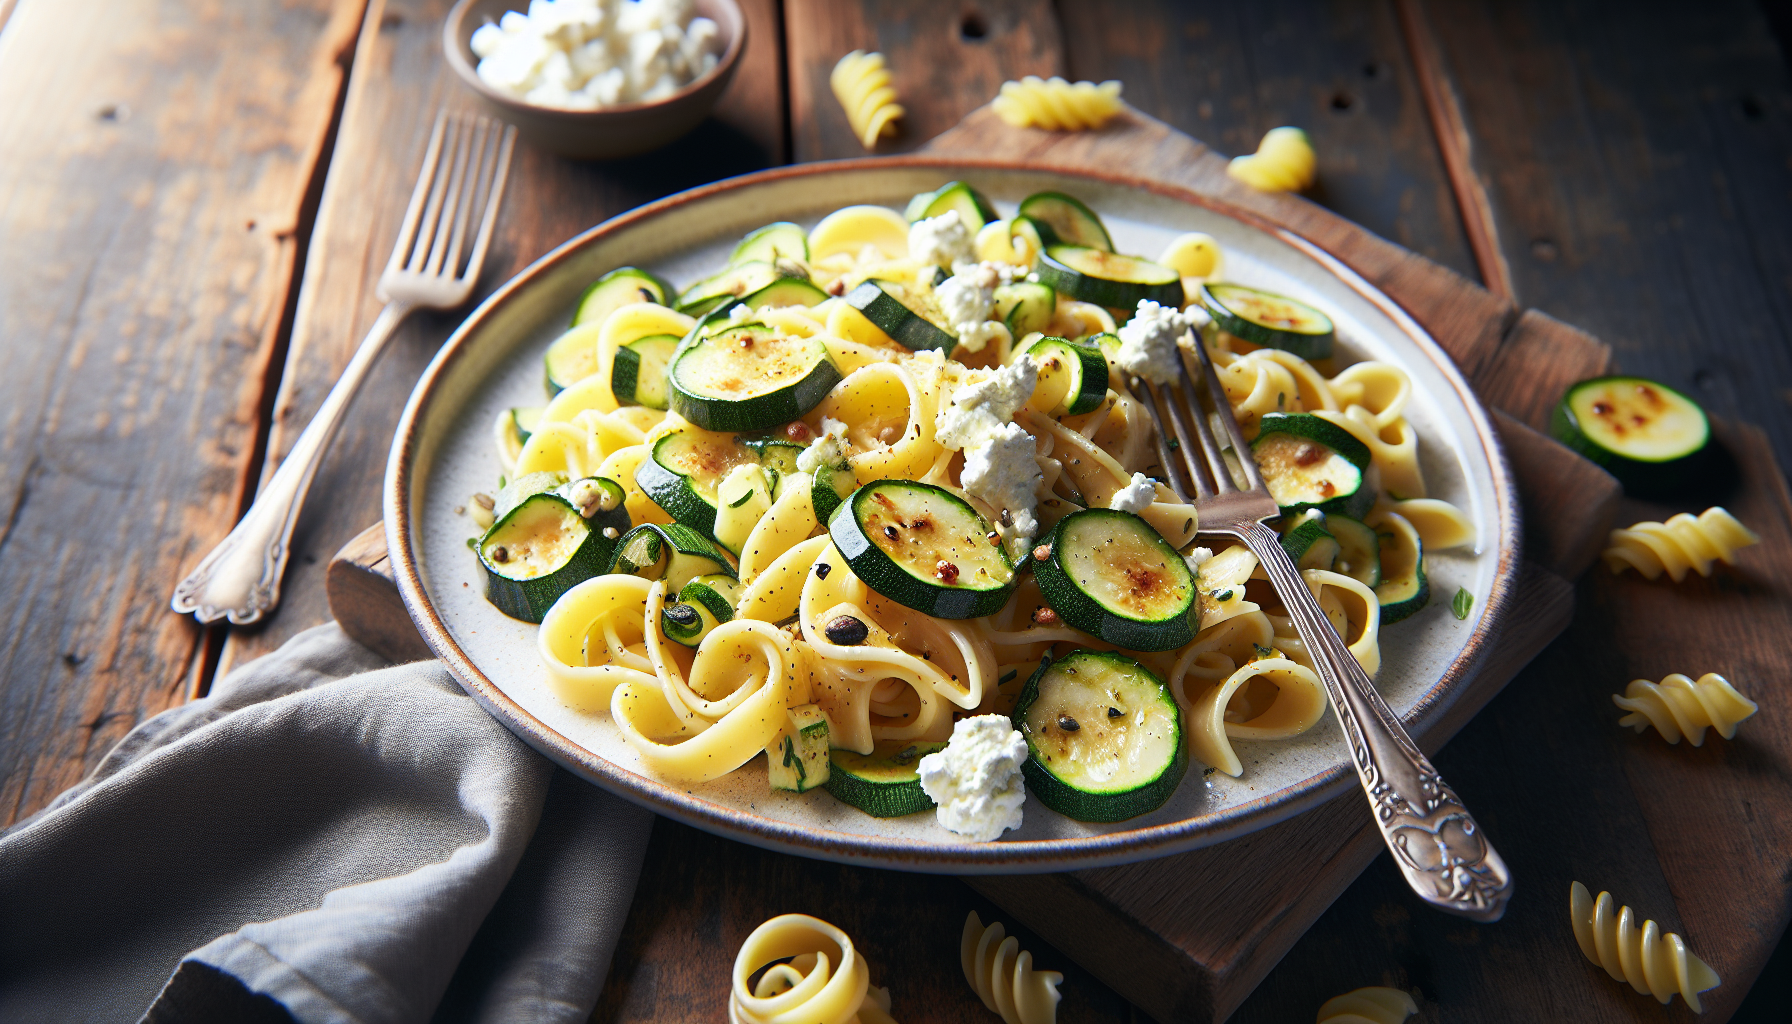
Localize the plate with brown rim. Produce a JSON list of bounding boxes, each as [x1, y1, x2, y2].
[[385, 158, 1520, 873]]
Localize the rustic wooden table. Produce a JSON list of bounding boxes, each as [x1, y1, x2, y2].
[[2, 1, 1788, 1020]]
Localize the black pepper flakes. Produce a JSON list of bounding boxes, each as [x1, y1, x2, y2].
[[815, 562, 831, 579]]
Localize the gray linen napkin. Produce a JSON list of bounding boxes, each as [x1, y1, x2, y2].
[[0, 623, 654, 1024]]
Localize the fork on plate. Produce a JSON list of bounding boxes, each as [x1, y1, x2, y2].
[[1132, 335, 1514, 922], [173, 111, 516, 626]]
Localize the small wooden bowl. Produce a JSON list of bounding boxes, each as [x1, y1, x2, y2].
[[443, 0, 745, 161]]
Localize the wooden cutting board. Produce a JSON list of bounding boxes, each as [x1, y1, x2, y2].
[[328, 108, 1792, 1022]]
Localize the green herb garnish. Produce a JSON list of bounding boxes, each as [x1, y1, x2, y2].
[[1452, 587, 1474, 620]]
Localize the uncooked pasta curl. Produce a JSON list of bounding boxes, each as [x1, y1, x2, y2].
[[961, 912, 1062, 1024], [1602, 506, 1759, 581], [1570, 881, 1720, 1012], [1613, 672, 1758, 746], [832, 50, 904, 149], [731, 914, 897, 1024], [991, 76, 1123, 131], [1228, 126, 1317, 192], [1315, 986, 1417, 1024]]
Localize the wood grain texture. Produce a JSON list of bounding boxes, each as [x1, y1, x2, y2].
[[783, 0, 1063, 161], [1421, 0, 1792, 479], [1058, 0, 1480, 284], [325, 524, 433, 664], [1471, 308, 1613, 434], [213, 0, 788, 678], [0, 0, 367, 826], [1492, 409, 1621, 580]]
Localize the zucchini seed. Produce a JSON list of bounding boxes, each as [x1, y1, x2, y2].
[[825, 615, 869, 645], [1057, 714, 1080, 732], [883, 525, 900, 540], [1107, 706, 1122, 718], [491, 546, 509, 563]]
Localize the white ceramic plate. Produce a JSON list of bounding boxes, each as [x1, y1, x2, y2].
[[387, 159, 1520, 873]]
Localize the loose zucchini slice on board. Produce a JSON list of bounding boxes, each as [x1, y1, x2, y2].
[[675, 261, 792, 317], [1013, 650, 1188, 823], [660, 573, 741, 648], [825, 739, 947, 817], [905, 181, 999, 230], [571, 266, 674, 328], [667, 322, 843, 432], [828, 480, 1016, 619], [478, 488, 620, 623], [634, 426, 763, 538], [1550, 376, 1711, 496], [1034, 509, 1201, 651], [1278, 511, 1341, 570], [1034, 246, 1183, 309], [994, 282, 1056, 337], [842, 280, 957, 351], [1250, 413, 1374, 519], [729, 222, 809, 266], [1199, 282, 1335, 361], [1017, 335, 1109, 416], [1018, 192, 1115, 251], [610, 333, 679, 409], [1372, 512, 1428, 623], [608, 522, 736, 592], [767, 704, 831, 793]]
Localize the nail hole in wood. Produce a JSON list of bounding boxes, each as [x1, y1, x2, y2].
[[1330, 92, 1353, 111], [960, 13, 988, 40], [1363, 61, 1382, 78], [1530, 238, 1559, 262], [1740, 95, 1764, 120]]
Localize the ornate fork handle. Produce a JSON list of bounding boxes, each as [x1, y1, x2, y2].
[[1232, 519, 1513, 922]]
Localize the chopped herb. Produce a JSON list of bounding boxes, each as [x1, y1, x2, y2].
[[1216, 588, 1235, 602], [1452, 587, 1474, 620], [466, 537, 478, 550]]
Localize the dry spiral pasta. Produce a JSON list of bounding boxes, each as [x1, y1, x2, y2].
[[731, 913, 896, 1024], [1570, 881, 1720, 1012], [1227, 126, 1317, 192], [1602, 506, 1759, 581], [1314, 986, 1417, 1024], [1613, 672, 1758, 746], [831, 50, 903, 150], [961, 911, 1062, 1024], [991, 76, 1123, 131]]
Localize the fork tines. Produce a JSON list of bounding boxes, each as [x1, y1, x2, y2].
[[383, 110, 516, 291], [1133, 336, 1271, 510]]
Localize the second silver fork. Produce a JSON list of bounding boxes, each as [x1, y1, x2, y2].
[[1133, 336, 1513, 923]]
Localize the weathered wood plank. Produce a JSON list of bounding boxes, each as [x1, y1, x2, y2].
[[214, 0, 789, 677], [1058, 0, 1480, 284], [0, 0, 367, 826], [1472, 308, 1612, 433], [783, 0, 1062, 162], [1423, 0, 1792, 478]]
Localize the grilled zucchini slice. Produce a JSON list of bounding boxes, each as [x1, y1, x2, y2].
[[676, 261, 793, 317], [659, 573, 742, 648], [610, 333, 678, 409], [1018, 192, 1115, 251], [1200, 282, 1335, 361], [842, 279, 957, 351], [1278, 510, 1341, 570], [571, 266, 674, 328], [1250, 413, 1374, 519], [478, 479, 629, 623], [667, 322, 842, 432], [1013, 650, 1187, 823], [1550, 376, 1711, 496], [994, 281, 1056, 337], [1034, 246, 1183, 309], [635, 426, 762, 538], [825, 739, 948, 817], [828, 480, 1016, 619], [905, 181, 999, 231], [1034, 509, 1200, 651], [1325, 514, 1382, 588], [729, 222, 809, 266], [608, 522, 735, 592], [1016, 335, 1108, 416], [1371, 512, 1428, 623]]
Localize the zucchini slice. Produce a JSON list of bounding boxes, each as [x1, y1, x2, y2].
[[1034, 246, 1183, 309], [1325, 514, 1382, 588], [810, 458, 857, 524], [1018, 192, 1115, 252], [634, 426, 762, 538], [675, 261, 792, 317], [1034, 509, 1201, 651], [478, 491, 615, 623], [842, 279, 957, 351], [767, 704, 831, 793], [828, 480, 1016, 619], [661, 573, 742, 648], [610, 333, 679, 410], [1013, 650, 1187, 823], [1278, 511, 1340, 571], [1550, 376, 1711, 495], [571, 266, 673, 328], [908, 181, 999, 230], [1200, 283, 1336, 361], [1250, 413, 1374, 519], [729, 222, 809, 266], [1017, 336, 1109, 416], [496, 407, 544, 466], [1372, 512, 1429, 623], [543, 323, 604, 396], [825, 739, 947, 817], [994, 281, 1056, 337], [741, 277, 829, 310], [667, 322, 843, 432], [740, 436, 805, 494], [608, 522, 736, 592]]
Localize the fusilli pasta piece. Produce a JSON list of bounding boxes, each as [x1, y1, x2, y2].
[[992, 76, 1123, 131], [961, 911, 1062, 1024], [1602, 507, 1760, 581], [1613, 672, 1758, 746], [832, 51, 904, 150], [1315, 986, 1417, 1024], [1570, 881, 1720, 1012], [731, 913, 896, 1024], [1228, 126, 1317, 192]]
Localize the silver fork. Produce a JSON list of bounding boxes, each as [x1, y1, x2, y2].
[[1133, 337, 1513, 922], [173, 111, 516, 625]]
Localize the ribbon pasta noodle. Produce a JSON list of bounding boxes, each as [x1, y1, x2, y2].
[[731, 914, 896, 1024]]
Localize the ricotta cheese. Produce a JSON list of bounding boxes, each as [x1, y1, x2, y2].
[[960, 422, 1042, 553], [917, 714, 1028, 842], [934, 355, 1038, 451], [1109, 472, 1158, 514], [908, 210, 975, 269], [470, 0, 723, 110], [797, 417, 850, 473], [935, 262, 1003, 349], [1115, 299, 1199, 385]]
